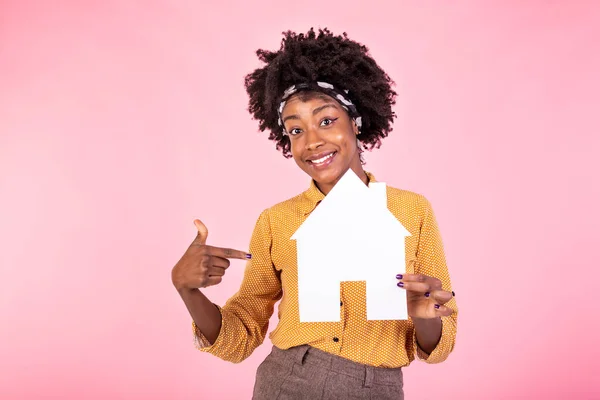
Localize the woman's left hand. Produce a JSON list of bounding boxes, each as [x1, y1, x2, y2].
[[396, 273, 454, 319]]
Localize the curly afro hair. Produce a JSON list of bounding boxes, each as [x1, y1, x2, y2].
[[244, 28, 397, 158]]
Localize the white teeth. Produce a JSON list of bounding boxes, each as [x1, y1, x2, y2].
[[311, 153, 334, 164]]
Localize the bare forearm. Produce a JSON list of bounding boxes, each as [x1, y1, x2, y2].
[[413, 317, 442, 355], [177, 288, 222, 344]]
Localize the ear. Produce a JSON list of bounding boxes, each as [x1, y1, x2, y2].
[[352, 119, 359, 136]]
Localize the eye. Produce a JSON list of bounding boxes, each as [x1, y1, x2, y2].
[[287, 128, 302, 136], [320, 117, 339, 127]]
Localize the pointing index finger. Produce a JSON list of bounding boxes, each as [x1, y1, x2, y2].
[[207, 245, 252, 260]]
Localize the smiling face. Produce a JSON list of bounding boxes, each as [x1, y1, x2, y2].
[[281, 92, 367, 194]]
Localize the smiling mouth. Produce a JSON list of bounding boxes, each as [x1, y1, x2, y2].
[[307, 151, 337, 167]]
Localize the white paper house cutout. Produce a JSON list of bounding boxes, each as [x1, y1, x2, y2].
[[291, 169, 411, 323]]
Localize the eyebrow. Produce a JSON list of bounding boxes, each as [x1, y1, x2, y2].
[[282, 103, 339, 124]]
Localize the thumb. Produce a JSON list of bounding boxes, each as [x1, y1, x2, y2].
[[194, 219, 208, 245]]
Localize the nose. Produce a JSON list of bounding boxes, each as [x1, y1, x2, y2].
[[304, 126, 324, 151]]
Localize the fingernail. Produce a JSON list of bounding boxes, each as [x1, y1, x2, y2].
[[246, 254, 252, 259], [452, 291, 455, 297], [396, 274, 403, 279], [434, 304, 440, 309], [424, 292, 430, 297], [397, 282, 404, 288]]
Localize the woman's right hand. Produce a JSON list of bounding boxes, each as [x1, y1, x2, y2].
[[171, 219, 251, 291]]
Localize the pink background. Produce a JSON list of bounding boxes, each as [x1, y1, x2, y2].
[[1, 1, 599, 399]]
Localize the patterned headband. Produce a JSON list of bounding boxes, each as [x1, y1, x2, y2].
[[277, 81, 362, 136]]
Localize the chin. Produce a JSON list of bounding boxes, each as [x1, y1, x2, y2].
[[309, 166, 343, 185]]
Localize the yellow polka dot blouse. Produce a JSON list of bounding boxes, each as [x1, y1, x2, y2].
[[193, 172, 458, 368]]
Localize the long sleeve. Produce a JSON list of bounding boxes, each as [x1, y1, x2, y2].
[[193, 209, 282, 363], [412, 195, 458, 364]]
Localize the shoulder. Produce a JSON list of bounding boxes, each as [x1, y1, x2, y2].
[[253, 192, 307, 226], [265, 192, 306, 214], [386, 185, 431, 208], [385, 185, 435, 223], [249, 192, 308, 243]]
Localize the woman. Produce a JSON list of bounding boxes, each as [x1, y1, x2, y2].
[[172, 28, 458, 399]]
